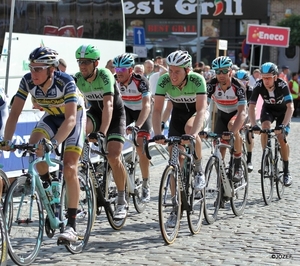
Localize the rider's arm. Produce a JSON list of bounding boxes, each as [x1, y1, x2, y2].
[[162, 100, 172, 124], [54, 101, 77, 144], [282, 102, 294, 126], [4, 96, 24, 141], [135, 95, 151, 128], [190, 94, 207, 137], [152, 95, 165, 135], [99, 95, 113, 135], [248, 104, 257, 126]]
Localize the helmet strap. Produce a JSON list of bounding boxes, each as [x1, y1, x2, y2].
[[177, 69, 188, 89], [38, 68, 52, 88]]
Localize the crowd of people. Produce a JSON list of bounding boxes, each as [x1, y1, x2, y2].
[[0, 46, 296, 241]]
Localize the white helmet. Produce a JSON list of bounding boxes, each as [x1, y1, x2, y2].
[[166, 50, 191, 68]]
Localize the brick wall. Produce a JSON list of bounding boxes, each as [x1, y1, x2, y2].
[[269, 0, 300, 63]]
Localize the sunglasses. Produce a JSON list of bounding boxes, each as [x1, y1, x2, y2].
[[115, 67, 129, 73], [215, 69, 230, 75], [29, 65, 50, 73], [262, 75, 275, 81], [77, 59, 95, 66]]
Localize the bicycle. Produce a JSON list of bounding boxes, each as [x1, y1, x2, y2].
[[144, 135, 204, 245], [202, 132, 249, 224], [2, 140, 94, 266], [79, 131, 145, 230], [259, 129, 284, 205]]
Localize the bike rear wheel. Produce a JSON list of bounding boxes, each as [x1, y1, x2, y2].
[[3, 176, 43, 266], [0, 207, 8, 266], [60, 171, 94, 254], [230, 159, 249, 216], [261, 149, 274, 205], [0, 169, 10, 205], [204, 156, 221, 224], [187, 171, 204, 234], [158, 166, 181, 245]]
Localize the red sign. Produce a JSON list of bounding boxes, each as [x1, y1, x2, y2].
[[246, 24, 290, 47]]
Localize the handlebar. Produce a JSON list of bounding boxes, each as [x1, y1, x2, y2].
[[87, 132, 107, 155], [126, 126, 139, 147]]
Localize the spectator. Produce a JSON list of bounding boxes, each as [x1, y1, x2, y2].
[[279, 65, 290, 82], [154, 56, 163, 66], [235, 52, 243, 67], [134, 64, 145, 76], [105, 59, 116, 75], [58, 58, 67, 72], [149, 58, 168, 96], [249, 69, 261, 88], [143, 59, 154, 79], [288, 72, 300, 117]]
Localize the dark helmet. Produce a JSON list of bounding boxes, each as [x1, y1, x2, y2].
[[234, 69, 249, 81], [75, 44, 100, 60], [29, 47, 59, 66], [211, 56, 232, 70], [113, 53, 135, 68], [260, 62, 278, 75]]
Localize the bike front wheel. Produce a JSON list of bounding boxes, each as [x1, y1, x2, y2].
[[0, 207, 8, 266], [3, 176, 43, 266], [187, 170, 204, 234], [261, 149, 274, 205], [60, 171, 94, 254], [204, 156, 221, 224], [158, 166, 181, 245], [0, 169, 10, 205], [230, 158, 249, 216]]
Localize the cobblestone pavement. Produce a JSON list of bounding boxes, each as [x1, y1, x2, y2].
[[5, 118, 300, 265]]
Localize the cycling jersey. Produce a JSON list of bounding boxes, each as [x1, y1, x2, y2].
[[156, 72, 206, 112], [75, 68, 124, 113], [16, 71, 84, 116], [249, 78, 293, 116], [0, 87, 8, 136], [116, 73, 151, 111], [207, 77, 247, 113]]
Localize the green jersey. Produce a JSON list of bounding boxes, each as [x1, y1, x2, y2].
[[75, 68, 123, 112], [155, 72, 207, 112]]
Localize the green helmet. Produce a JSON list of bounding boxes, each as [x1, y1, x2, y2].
[[75, 44, 100, 60]]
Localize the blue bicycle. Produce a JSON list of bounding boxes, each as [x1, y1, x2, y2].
[[2, 140, 94, 266]]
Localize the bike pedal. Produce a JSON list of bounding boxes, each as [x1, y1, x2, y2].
[[57, 238, 71, 246]]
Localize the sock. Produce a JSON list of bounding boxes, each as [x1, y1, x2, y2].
[[67, 208, 77, 231], [194, 159, 202, 172], [234, 154, 242, 172], [283, 160, 289, 175], [247, 152, 252, 163], [117, 190, 126, 205], [142, 178, 149, 188]]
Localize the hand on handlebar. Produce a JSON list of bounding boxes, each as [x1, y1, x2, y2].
[[251, 124, 261, 134], [153, 134, 166, 144], [274, 124, 286, 135], [36, 138, 53, 157], [181, 134, 195, 145], [0, 140, 14, 151]]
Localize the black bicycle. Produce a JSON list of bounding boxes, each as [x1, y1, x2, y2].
[[144, 136, 204, 244], [259, 129, 284, 205]]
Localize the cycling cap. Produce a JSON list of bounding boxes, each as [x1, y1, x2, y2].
[[260, 62, 278, 75], [166, 50, 192, 68], [211, 56, 232, 70], [113, 53, 135, 68], [234, 69, 249, 81], [29, 47, 59, 66], [75, 45, 100, 60]]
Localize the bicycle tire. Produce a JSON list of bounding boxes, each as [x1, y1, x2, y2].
[[60, 171, 94, 254], [230, 158, 249, 216], [204, 156, 221, 224], [104, 167, 127, 230], [187, 170, 204, 234], [261, 149, 274, 205], [0, 208, 8, 266], [0, 169, 9, 205], [158, 166, 181, 244], [3, 176, 43, 266], [275, 155, 284, 199], [131, 155, 146, 213]]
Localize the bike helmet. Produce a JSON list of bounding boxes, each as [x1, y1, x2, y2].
[[113, 53, 135, 68], [234, 69, 249, 81], [260, 62, 278, 75], [29, 47, 59, 66], [166, 50, 191, 68], [211, 56, 232, 70], [75, 45, 100, 60]]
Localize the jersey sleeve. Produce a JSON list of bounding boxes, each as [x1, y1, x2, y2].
[[136, 74, 151, 98], [155, 73, 169, 96], [15, 74, 31, 101], [64, 79, 78, 104], [101, 68, 116, 96], [190, 72, 206, 95]]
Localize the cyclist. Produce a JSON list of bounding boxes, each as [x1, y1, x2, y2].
[[113, 53, 152, 203], [2, 47, 86, 242], [248, 62, 294, 187], [75, 44, 128, 219], [234, 69, 254, 172], [206, 56, 247, 182], [152, 50, 207, 227]]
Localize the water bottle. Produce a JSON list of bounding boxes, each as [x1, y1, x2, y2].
[[51, 177, 61, 204], [43, 181, 54, 204]]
